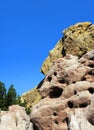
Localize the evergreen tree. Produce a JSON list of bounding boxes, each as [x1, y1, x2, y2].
[[0, 81, 6, 110], [6, 85, 17, 108], [0, 82, 31, 114]]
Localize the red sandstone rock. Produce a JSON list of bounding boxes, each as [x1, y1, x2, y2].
[[31, 50, 94, 130]]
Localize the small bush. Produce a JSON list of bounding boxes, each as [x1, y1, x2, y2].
[[25, 107, 31, 115]]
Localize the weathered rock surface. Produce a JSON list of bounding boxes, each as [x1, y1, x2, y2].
[[0, 105, 33, 130], [41, 22, 94, 75], [31, 50, 94, 130]]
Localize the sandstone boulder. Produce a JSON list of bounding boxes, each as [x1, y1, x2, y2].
[[31, 50, 94, 130], [0, 105, 33, 130]]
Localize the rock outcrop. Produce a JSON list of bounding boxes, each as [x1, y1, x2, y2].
[[1, 22, 94, 130], [41, 22, 94, 75], [0, 105, 33, 130], [31, 50, 94, 130]]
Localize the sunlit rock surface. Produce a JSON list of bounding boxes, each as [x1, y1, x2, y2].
[[41, 22, 94, 75], [31, 50, 94, 130], [0, 105, 33, 130]]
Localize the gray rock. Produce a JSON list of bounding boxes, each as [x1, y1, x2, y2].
[[0, 105, 33, 130]]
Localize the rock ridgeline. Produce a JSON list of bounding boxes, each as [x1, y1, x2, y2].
[[0, 22, 94, 130], [41, 22, 94, 75]]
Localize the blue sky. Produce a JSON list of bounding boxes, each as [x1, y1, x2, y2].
[[0, 0, 94, 95]]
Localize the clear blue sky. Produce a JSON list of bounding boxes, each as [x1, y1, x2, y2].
[[0, 0, 94, 95]]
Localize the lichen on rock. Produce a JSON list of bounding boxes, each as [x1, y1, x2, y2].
[[21, 88, 41, 108], [63, 22, 94, 57], [41, 22, 94, 75]]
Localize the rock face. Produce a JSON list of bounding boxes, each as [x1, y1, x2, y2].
[[31, 50, 94, 130], [41, 22, 94, 75], [0, 105, 33, 130]]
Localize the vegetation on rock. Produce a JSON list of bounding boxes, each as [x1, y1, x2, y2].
[[21, 88, 41, 108], [41, 22, 94, 75]]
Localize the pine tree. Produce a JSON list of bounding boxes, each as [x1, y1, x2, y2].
[[6, 85, 17, 108], [0, 81, 6, 110]]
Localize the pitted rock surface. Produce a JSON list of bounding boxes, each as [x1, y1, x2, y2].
[[31, 50, 94, 130], [41, 22, 94, 75]]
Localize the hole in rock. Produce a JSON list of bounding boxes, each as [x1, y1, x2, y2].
[[33, 124, 39, 130], [88, 63, 94, 68], [54, 120, 58, 124], [92, 35, 94, 38], [88, 87, 94, 94], [59, 80, 66, 84], [74, 90, 77, 95], [68, 101, 74, 108], [47, 76, 52, 82], [88, 117, 94, 126], [79, 102, 89, 108], [89, 57, 94, 60], [54, 72, 57, 76], [49, 87, 63, 98], [88, 70, 94, 75], [73, 81, 76, 83], [81, 76, 86, 81], [53, 111, 57, 116]]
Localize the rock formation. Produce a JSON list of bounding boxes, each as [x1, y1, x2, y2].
[[41, 22, 94, 75], [31, 49, 94, 130], [0, 22, 94, 130], [30, 22, 94, 130], [0, 105, 33, 130]]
